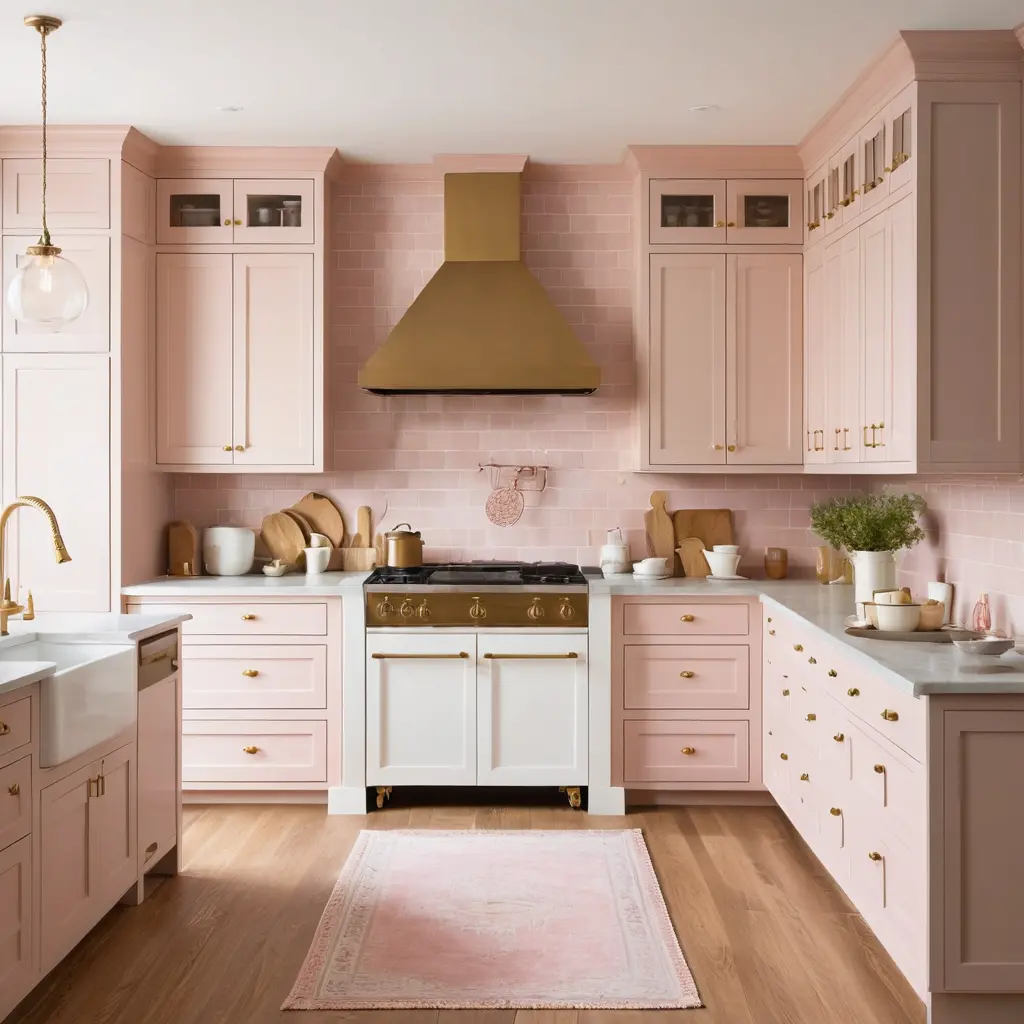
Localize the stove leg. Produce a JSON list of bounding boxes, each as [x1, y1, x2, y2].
[[375, 786, 393, 809], [565, 786, 581, 809]]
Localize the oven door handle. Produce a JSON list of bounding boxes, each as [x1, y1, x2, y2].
[[482, 652, 579, 660], [371, 652, 470, 660]]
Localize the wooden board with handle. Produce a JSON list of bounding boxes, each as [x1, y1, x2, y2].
[[676, 537, 710, 578], [261, 512, 306, 566], [672, 509, 735, 553], [289, 493, 345, 547], [644, 491, 677, 573], [352, 506, 372, 549], [167, 521, 199, 577], [282, 509, 313, 544]]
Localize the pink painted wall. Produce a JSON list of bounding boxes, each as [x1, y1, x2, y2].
[[889, 477, 1024, 636], [173, 164, 854, 575]]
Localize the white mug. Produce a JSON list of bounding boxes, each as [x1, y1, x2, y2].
[[304, 546, 331, 575]]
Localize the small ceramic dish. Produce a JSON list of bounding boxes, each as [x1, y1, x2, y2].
[[875, 603, 922, 632], [262, 559, 294, 577], [918, 601, 945, 631], [952, 636, 1015, 656]]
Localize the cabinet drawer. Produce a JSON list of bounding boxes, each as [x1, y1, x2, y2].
[[0, 755, 31, 850], [623, 644, 749, 710], [849, 724, 924, 852], [623, 719, 749, 784], [182, 720, 327, 783], [133, 602, 328, 637], [182, 645, 327, 710], [0, 697, 31, 759], [623, 603, 749, 637]]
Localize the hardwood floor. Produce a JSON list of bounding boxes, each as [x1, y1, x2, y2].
[[9, 803, 926, 1024]]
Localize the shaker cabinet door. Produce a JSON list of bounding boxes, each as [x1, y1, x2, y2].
[[155, 253, 234, 466], [803, 245, 828, 463]]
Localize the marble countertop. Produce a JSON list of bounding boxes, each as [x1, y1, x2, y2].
[[0, 612, 191, 697], [122, 572, 371, 598], [592, 574, 1024, 696]]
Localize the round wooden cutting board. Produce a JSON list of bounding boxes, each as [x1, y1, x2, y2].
[[260, 512, 306, 565], [289, 492, 345, 547]]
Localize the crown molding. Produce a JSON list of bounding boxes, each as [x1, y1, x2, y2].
[[434, 154, 528, 173], [625, 145, 803, 177], [121, 127, 160, 175], [0, 124, 133, 158], [155, 145, 342, 177]]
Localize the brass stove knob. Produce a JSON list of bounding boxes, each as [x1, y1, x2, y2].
[[558, 598, 576, 621], [399, 599, 414, 619], [469, 597, 486, 620], [527, 597, 545, 621], [416, 600, 431, 620], [376, 597, 394, 618]]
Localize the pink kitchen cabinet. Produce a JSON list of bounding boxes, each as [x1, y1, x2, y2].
[[726, 253, 802, 465], [0, 835, 33, 1019], [138, 675, 179, 872], [232, 179, 314, 244], [805, 162, 827, 243], [649, 179, 727, 243], [648, 253, 726, 466], [825, 231, 862, 464], [2, 158, 109, 230], [803, 244, 827, 462], [156, 179, 234, 244], [2, 354, 111, 611], [726, 179, 803, 244]]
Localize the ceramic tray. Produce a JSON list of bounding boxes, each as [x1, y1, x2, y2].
[[844, 626, 973, 643]]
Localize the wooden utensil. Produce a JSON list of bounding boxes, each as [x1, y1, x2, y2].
[[352, 506, 372, 548], [644, 491, 677, 573], [261, 512, 306, 565], [167, 521, 199, 576], [676, 537, 710, 578], [672, 509, 735, 552], [289, 492, 345, 547]]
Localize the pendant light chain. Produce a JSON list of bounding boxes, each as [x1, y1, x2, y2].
[[39, 23, 50, 247]]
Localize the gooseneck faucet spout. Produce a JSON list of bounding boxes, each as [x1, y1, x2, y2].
[[0, 496, 72, 635]]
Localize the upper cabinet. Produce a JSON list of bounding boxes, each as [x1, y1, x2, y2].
[[649, 178, 802, 245], [157, 178, 314, 244], [2, 158, 110, 230]]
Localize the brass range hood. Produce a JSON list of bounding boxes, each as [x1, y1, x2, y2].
[[358, 172, 600, 395]]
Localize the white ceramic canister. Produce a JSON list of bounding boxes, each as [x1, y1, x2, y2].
[[851, 550, 897, 605], [927, 581, 954, 624], [202, 527, 255, 576]]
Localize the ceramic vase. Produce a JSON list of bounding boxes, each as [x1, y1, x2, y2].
[[852, 550, 897, 604]]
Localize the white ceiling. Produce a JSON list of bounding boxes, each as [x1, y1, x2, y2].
[[1, 0, 1021, 162]]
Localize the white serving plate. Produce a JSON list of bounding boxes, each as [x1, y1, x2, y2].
[[705, 574, 749, 581]]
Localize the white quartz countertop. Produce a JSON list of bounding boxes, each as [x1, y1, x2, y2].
[[122, 572, 371, 598], [592, 574, 1024, 696], [0, 612, 190, 697]]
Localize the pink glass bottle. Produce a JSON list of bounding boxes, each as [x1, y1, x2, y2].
[[972, 593, 992, 634]]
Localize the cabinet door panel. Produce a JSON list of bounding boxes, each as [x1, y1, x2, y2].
[[3, 158, 109, 229], [649, 179, 726, 243], [648, 254, 726, 466], [2, 354, 110, 610], [2, 235, 110, 353], [0, 836, 33, 1018], [233, 180, 314, 244], [825, 232, 862, 464], [366, 634, 476, 786], [232, 253, 316, 467], [477, 633, 587, 786], [727, 253, 802, 465], [156, 179, 233, 244], [803, 245, 827, 462], [156, 253, 234, 466], [727, 179, 803, 244], [860, 212, 890, 462], [91, 744, 137, 907], [138, 677, 178, 870]]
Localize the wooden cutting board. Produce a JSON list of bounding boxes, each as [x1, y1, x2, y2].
[[644, 491, 677, 572], [290, 492, 345, 547], [676, 537, 710, 578], [672, 509, 735, 552], [261, 512, 306, 565], [352, 506, 372, 548], [167, 521, 199, 576], [282, 509, 313, 544]]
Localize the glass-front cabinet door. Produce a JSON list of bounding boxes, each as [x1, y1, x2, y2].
[[887, 84, 914, 195], [805, 164, 827, 243], [233, 179, 315, 244], [157, 179, 234, 244], [649, 179, 727, 243], [860, 114, 889, 211], [726, 179, 803, 244]]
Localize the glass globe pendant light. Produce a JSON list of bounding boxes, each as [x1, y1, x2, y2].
[[5, 15, 88, 325]]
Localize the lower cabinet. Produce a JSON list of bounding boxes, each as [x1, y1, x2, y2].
[[0, 835, 33, 1018], [40, 742, 137, 971], [366, 632, 588, 787], [138, 676, 179, 870]]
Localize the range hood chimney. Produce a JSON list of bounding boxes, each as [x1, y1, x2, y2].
[[358, 170, 600, 395]]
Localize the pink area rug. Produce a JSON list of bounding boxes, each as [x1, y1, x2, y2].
[[283, 828, 701, 1010]]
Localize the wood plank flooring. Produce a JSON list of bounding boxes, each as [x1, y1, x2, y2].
[[9, 803, 926, 1024]]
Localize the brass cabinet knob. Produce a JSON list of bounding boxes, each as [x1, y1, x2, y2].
[[829, 807, 841, 816], [680, 614, 695, 622], [868, 852, 882, 862], [7, 783, 19, 796], [680, 670, 695, 678], [833, 733, 845, 742], [712, 443, 724, 450], [828, 669, 838, 677], [233, 219, 243, 225], [241, 669, 259, 678], [0, 722, 8, 736], [847, 687, 860, 697], [223, 218, 231, 226], [799, 772, 810, 781], [780, 752, 789, 760], [727, 444, 737, 452], [881, 709, 899, 722], [242, 746, 260, 755], [241, 613, 257, 621], [793, 644, 803, 652], [680, 746, 696, 755], [767, 617, 772, 623], [234, 445, 245, 452], [222, 445, 233, 451], [873, 764, 886, 774], [782, 688, 790, 696], [805, 713, 817, 722], [808, 656, 817, 664], [768, 629, 776, 635], [714, 219, 725, 228], [726, 221, 736, 227]]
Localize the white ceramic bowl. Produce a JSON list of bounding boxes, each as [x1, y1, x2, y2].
[[874, 603, 921, 632], [203, 527, 255, 576], [703, 550, 741, 577], [952, 637, 1015, 656], [634, 557, 668, 575], [713, 544, 740, 554]]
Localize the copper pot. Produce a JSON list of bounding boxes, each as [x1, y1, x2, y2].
[[385, 523, 424, 568]]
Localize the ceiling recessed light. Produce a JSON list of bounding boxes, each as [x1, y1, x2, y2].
[[217, 105, 244, 113], [689, 104, 719, 113]]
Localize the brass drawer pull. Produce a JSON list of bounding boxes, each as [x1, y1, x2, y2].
[[829, 807, 841, 816], [805, 713, 817, 722], [799, 773, 810, 782], [868, 852, 882, 862], [144, 841, 159, 862], [782, 689, 790, 696], [780, 753, 789, 760], [680, 746, 696, 755], [873, 763, 886, 774], [768, 629, 775, 635], [808, 656, 817, 665], [241, 614, 257, 621], [793, 644, 803, 652], [242, 668, 259, 678], [767, 617, 772, 623], [680, 614, 695, 622], [679, 670, 695, 679], [372, 652, 470, 660], [483, 653, 578, 660], [881, 709, 899, 722], [0, 721, 8, 736], [833, 733, 845, 743], [242, 746, 260, 755], [7, 782, 19, 796], [828, 669, 838, 678], [847, 688, 860, 697]]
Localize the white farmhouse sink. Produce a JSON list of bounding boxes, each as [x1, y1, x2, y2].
[[0, 640, 135, 766]]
